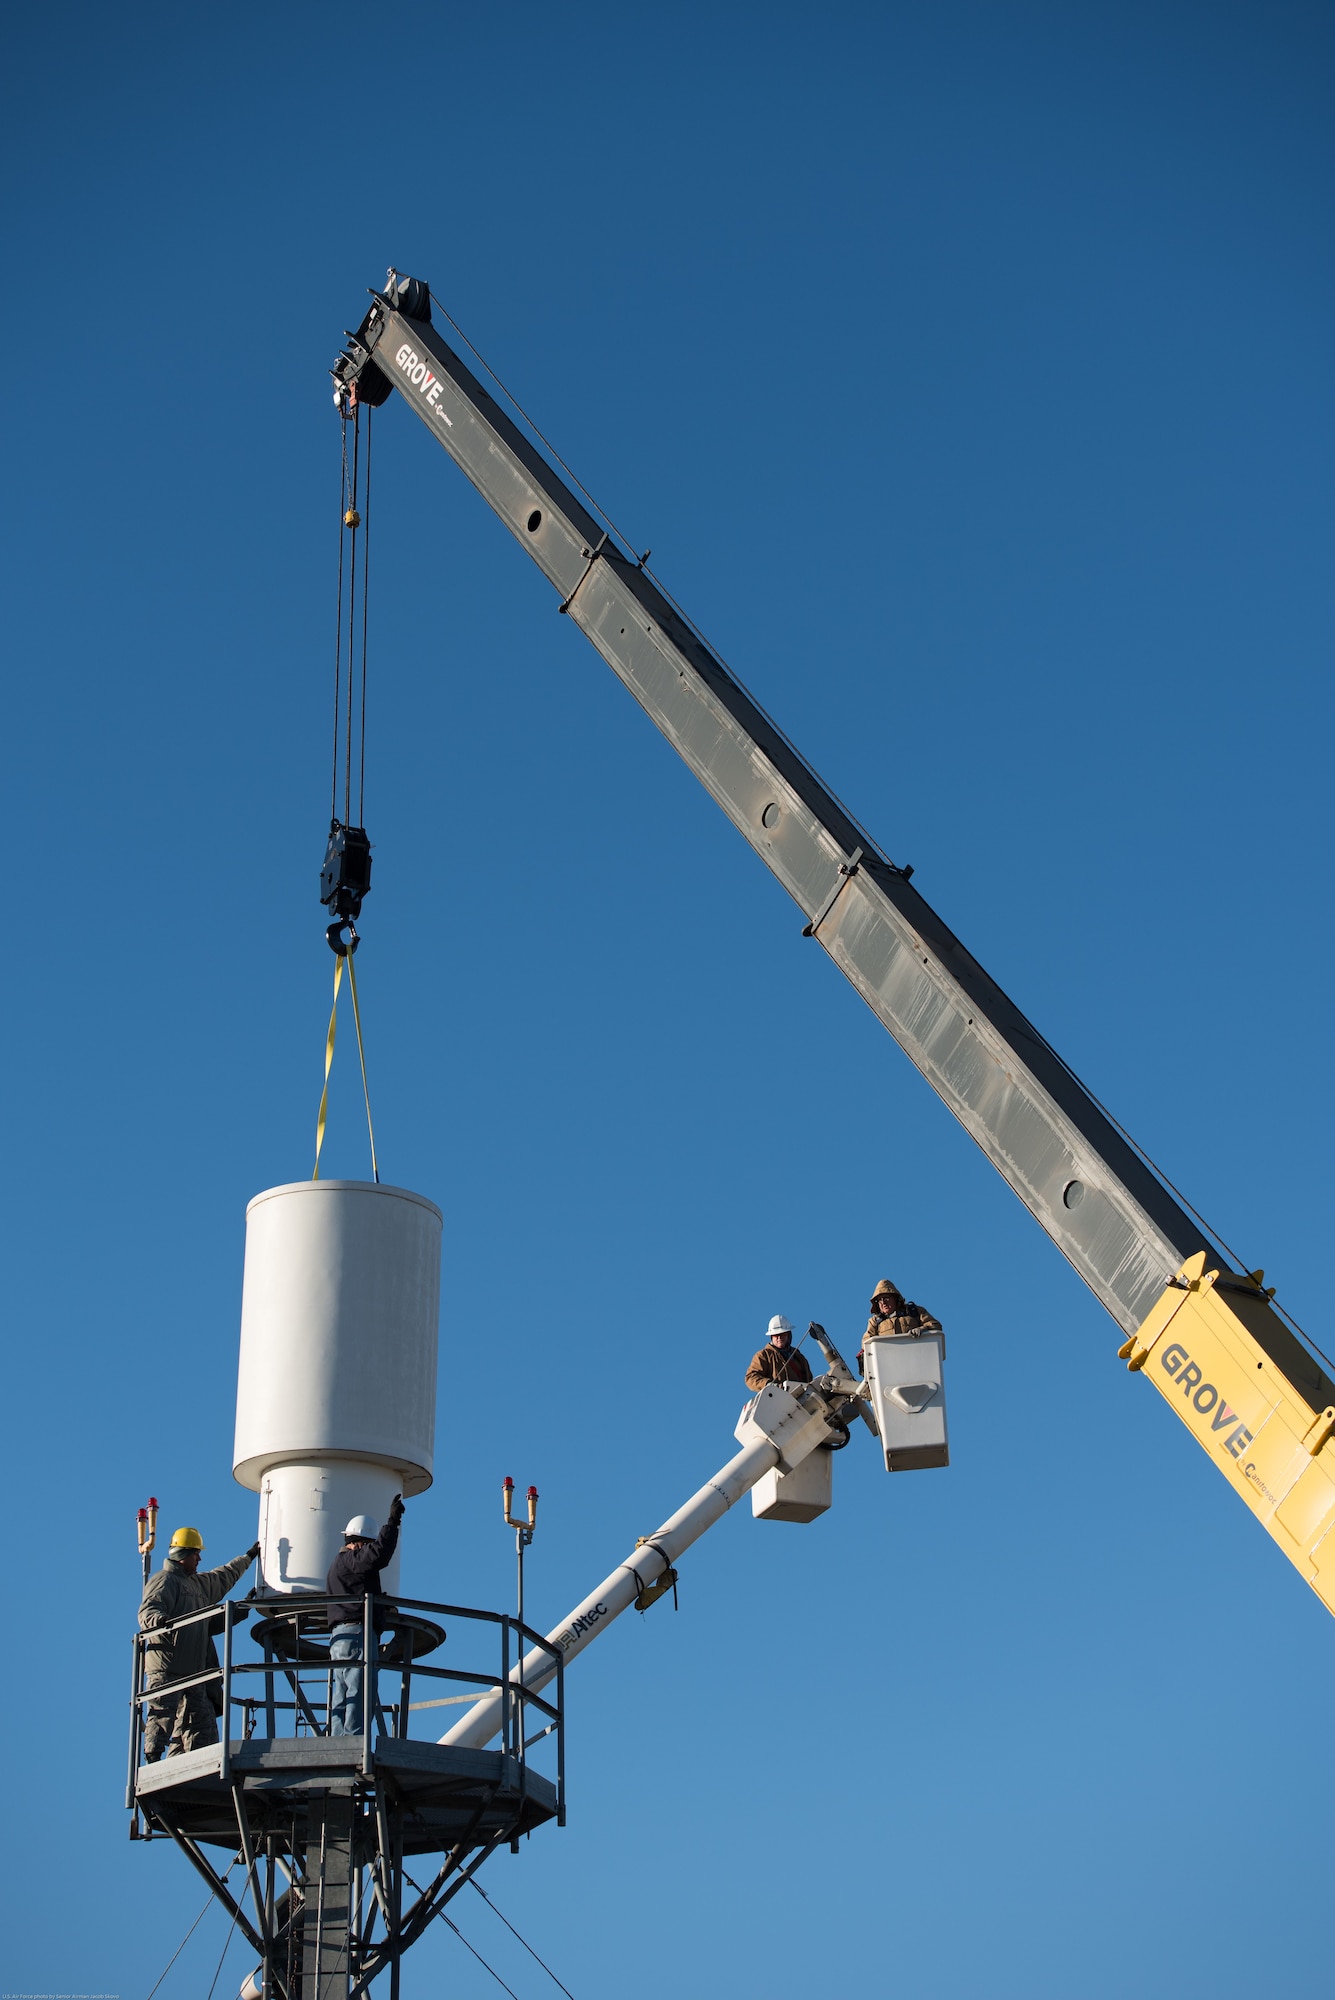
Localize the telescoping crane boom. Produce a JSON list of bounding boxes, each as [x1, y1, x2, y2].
[[332, 271, 1335, 1620]]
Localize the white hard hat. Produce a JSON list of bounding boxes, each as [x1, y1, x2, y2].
[[344, 1514, 379, 1539], [767, 1315, 792, 1336]]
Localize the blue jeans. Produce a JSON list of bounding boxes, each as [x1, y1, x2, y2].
[[329, 1625, 366, 1736]]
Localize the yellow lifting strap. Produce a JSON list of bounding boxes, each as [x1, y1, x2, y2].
[[312, 955, 344, 1180], [312, 949, 379, 1183], [346, 948, 379, 1183]]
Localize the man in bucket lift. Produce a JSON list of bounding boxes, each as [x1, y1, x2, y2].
[[745, 1314, 814, 1391], [139, 1527, 260, 1760], [326, 1496, 405, 1736], [858, 1278, 942, 1374]]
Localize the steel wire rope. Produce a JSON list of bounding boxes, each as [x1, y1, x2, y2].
[[144, 1858, 240, 1998], [469, 1878, 576, 1999], [203, 1904, 240, 2000], [423, 296, 1330, 1376], [345, 403, 361, 827], [427, 292, 641, 567], [440, 1918, 522, 1999], [331, 414, 351, 822], [358, 403, 372, 825], [399, 1866, 521, 1998], [319, 398, 380, 1182]]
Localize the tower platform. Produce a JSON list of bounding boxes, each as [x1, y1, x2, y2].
[[129, 1592, 563, 1995], [135, 1734, 559, 1854]]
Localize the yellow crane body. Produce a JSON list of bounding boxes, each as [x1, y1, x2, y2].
[[1122, 1254, 1335, 1612]]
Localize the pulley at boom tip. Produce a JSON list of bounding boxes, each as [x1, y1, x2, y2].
[[331, 269, 433, 409]]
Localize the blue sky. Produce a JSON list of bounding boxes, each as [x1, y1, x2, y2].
[[4, 3, 1333, 1995]]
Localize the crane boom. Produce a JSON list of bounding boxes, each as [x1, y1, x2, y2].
[[333, 277, 1335, 1614]]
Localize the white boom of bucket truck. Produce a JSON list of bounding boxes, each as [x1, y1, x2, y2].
[[441, 1323, 948, 1751]]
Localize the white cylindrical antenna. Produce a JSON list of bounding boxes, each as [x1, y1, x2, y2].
[[232, 1179, 441, 1593]]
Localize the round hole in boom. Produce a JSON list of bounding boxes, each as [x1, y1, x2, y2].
[[762, 803, 781, 829], [1062, 1180, 1085, 1210], [526, 509, 543, 533]]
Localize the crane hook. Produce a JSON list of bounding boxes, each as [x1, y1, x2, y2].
[[326, 920, 360, 957]]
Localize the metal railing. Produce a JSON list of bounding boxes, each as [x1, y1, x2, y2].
[[128, 1591, 564, 1817]]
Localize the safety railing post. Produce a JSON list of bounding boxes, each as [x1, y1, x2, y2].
[[264, 1622, 276, 1739], [500, 1615, 511, 1758], [126, 1631, 142, 1809], [263, 1830, 276, 2000], [289, 1605, 299, 1738], [324, 1593, 335, 1736], [518, 1615, 528, 1801], [220, 1601, 233, 1784], [509, 1618, 517, 1759], [556, 1646, 565, 1827], [362, 1591, 375, 1777]]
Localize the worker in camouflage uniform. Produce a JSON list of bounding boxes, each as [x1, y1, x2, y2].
[[858, 1278, 942, 1374], [745, 1314, 814, 1391], [139, 1526, 259, 1760]]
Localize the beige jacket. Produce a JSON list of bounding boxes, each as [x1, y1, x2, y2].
[[139, 1550, 254, 1685]]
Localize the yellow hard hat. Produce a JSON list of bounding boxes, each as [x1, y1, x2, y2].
[[169, 1526, 205, 1552]]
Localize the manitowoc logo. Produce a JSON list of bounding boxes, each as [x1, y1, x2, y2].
[[1160, 1342, 1254, 1460], [394, 342, 454, 428]]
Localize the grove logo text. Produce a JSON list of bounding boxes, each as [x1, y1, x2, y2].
[[1160, 1342, 1254, 1460], [394, 343, 454, 428]]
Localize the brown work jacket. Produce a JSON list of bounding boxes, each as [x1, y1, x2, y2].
[[745, 1343, 813, 1391], [859, 1301, 942, 1372]]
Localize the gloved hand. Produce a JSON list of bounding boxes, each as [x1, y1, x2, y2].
[[247, 1541, 262, 1562], [389, 1495, 405, 1523]]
